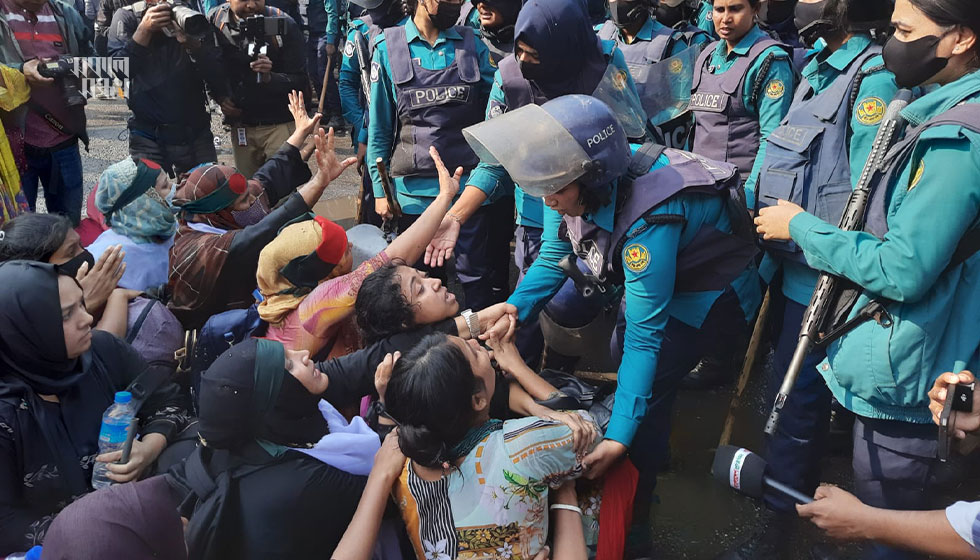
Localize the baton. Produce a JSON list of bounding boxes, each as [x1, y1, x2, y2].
[[318, 51, 335, 115], [375, 158, 401, 239]]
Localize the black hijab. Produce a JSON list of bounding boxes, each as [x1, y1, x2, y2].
[[0, 261, 87, 394], [198, 338, 328, 456]]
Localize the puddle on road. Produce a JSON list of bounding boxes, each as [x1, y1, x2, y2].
[[312, 195, 359, 230]]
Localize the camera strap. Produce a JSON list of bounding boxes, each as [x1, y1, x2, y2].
[[26, 98, 89, 150]]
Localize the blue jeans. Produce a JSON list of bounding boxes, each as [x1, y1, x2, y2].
[[22, 142, 84, 225]]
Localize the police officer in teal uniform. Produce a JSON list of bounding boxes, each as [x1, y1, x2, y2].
[[722, 1, 899, 556], [656, 0, 713, 47], [422, 0, 643, 366], [684, 0, 796, 387], [694, 0, 717, 38], [339, 0, 408, 225], [757, 0, 980, 558], [467, 95, 761, 553], [366, 0, 498, 309]]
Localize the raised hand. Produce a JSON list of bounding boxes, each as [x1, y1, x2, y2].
[[429, 146, 461, 202], [288, 90, 322, 140], [312, 127, 357, 185]]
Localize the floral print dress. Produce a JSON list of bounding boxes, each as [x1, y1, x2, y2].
[[392, 414, 599, 560]]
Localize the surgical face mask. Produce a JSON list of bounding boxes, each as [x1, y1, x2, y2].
[[793, 0, 832, 47], [232, 193, 271, 227], [655, 3, 685, 27], [58, 249, 96, 278], [883, 32, 951, 88], [166, 183, 176, 206], [426, 0, 462, 30], [611, 0, 647, 29]]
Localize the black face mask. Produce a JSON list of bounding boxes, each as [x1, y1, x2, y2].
[[611, 0, 648, 29], [766, 0, 797, 24], [794, 0, 833, 47], [57, 249, 95, 278], [426, 0, 462, 30], [883, 33, 950, 88], [655, 3, 685, 28], [519, 59, 555, 84]]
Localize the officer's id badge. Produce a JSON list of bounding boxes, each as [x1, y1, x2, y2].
[[623, 243, 650, 273], [612, 69, 629, 91], [488, 102, 504, 118], [669, 58, 684, 74], [343, 39, 355, 58], [370, 61, 380, 83], [856, 97, 886, 126], [909, 160, 925, 191], [765, 79, 786, 100]]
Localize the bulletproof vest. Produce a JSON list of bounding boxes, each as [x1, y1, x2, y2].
[[756, 44, 882, 263], [356, 14, 385, 51], [865, 103, 980, 242], [673, 21, 710, 46], [481, 33, 513, 66], [689, 36, 786, 184], [559, 146, 758, 291], [456, 1, 474, 26], [497, 54, 548, 110], [386, 25, 484, 178], [597, 19, 677, 114]]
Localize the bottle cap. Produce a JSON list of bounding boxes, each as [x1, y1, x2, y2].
[[114, 391, 132, 404]]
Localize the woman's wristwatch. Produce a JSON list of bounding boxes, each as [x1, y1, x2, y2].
[[460, 309, 481, 339]]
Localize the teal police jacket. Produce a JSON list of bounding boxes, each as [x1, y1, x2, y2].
[[339, 15, 409, 145], [507, 153, 762, 446], [466, 40, 638, 228], [366, 19, 496, 214], [697, 25, 797, 198], [789, 70, 980, 423], [759, 34, 899, 306], [694, 0, 716, 40]]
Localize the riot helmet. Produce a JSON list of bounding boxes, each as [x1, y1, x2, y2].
[[794, 0, 894, 47], [462, 95, 630, 198], [610, 0, 652, 29]]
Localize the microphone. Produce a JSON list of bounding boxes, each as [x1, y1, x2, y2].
[[712, 445, 813, 505]]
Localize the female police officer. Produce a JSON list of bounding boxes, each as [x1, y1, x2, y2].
[[725, 1, 899, 556], [423, 0, 642, 364], [468, 95, 761, 547], [758, 1, 979, 558], [366, 0, 496, 309]]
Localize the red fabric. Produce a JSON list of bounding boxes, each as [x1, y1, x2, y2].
[[313, 216, 348, 265], [76, 186, 109, 247], [596, 457, 640, 560]]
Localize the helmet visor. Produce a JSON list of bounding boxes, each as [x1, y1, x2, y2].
[[463, 104, 592, 198], [634, 45, 703, 126]]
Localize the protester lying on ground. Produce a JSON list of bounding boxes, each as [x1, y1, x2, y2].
[[0, 213, 134, 338], [87, 156, 177, 292], [0, 261, 192, 555], [168, 94, 356, 328], [797, 371, 980, 560], [168, 337, 376, 560], [39, 475, 187, 560], [257, 145, 460, 358], [379, 333, 601, 559]]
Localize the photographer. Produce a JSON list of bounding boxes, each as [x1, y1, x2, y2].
[[108, 0, 229, 175], [209, 0, 308, 178], [0, 0, 93, 225], [796, 371, 980, 559]]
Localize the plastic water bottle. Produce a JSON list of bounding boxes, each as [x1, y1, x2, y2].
[[6, 545, 42, 559], [91, 391, 135, 491]]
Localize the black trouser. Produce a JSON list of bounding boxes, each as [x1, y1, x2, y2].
[[129, 120, 217, 176]]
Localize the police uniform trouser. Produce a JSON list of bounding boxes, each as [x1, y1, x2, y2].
[[853, 417, 940, 560], [763, 290, 832, 513], [514, 224, 544, 367]]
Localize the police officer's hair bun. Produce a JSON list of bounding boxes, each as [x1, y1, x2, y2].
[[383, 333, 486, 469]]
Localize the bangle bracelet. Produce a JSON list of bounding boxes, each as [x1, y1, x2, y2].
[[549, 504, 582, 515]]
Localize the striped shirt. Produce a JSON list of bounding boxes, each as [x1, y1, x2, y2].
[[0, 0, 73, 147]]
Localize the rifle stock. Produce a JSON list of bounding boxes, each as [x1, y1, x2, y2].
[[353, 31, 372, 103], [764, 89, 913, 436], [376, 158, 402, 239]]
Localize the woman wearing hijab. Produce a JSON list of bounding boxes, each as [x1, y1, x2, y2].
[[168, 337, 377, 560], [40, 475, 186, 560], [258, 147, 457, 357], [0, 261, 192, 555], [168, 92, 357, 328], [86, 156, 176, 291]]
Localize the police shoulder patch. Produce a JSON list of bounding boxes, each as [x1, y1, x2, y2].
[[856, 97, 886, 126], [343, 39, 355, 58], [908, 160, 924, 191], [765, 79, 785, 100], [489, 51, 497, 68], [370, 61, 380, 83], [623, 243, 651, 273]]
